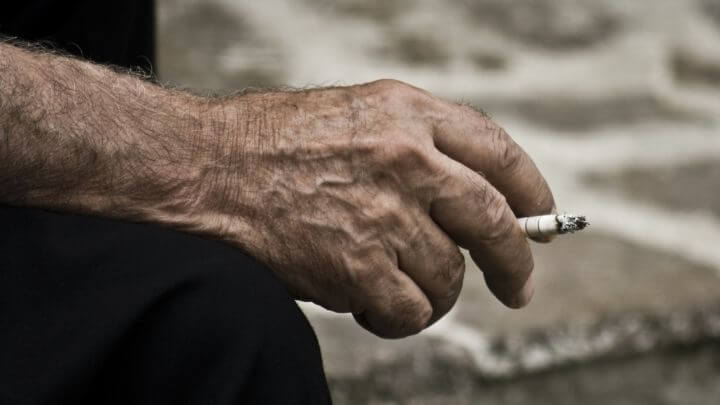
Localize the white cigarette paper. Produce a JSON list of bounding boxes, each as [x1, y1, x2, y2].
[[518, 213, 589, 238]]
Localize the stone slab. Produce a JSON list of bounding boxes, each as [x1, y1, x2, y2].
[[584, 160, 720, 218]]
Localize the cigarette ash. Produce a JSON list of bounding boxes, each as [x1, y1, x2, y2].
[[556, 213, 589, 234]]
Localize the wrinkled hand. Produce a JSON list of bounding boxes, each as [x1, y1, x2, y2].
[[195, 80, 555, 338]]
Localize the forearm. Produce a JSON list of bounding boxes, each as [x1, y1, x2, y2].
[[0, 42, 217, 224]]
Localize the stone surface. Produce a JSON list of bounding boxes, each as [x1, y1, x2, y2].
[[328, 343, 720, 405], [468, 50, 508, 71], [374, 31, 451, 68], [703, 0, 720, 29], [458, 0, 622, 50], [476, 94, 703, 132], [157, 0, 285, 90], [672, 50, 720, 87], [456, 232, 720, 334], [302, 0, 411, 23], [584, 160, 720, 218]]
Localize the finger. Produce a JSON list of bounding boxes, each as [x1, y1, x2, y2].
[[430, 101, 555, 224], [430, 155, 534, 308], [351, 255, 433, 339], [391, 206, 465, 325]]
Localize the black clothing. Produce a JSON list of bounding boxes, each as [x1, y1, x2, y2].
[[1, 0, 155, 70], [0, 1, 331, 404], [0, 208, 331, 404]]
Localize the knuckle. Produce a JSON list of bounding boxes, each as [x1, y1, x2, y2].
[[490, 126, 523, 173], [369, 79, 410, 94], [394, 298, 432, 336], [340, 252, 380, 290], [429, 246, 465, 300], [479, 193, 516, 243], [444, 249, 466, 293], [387, 136, 427, 164], [372, 138, 441, 205], [366, 194, 405, 227], [376, 136, 436, 176], [404, 223, 426, 252], [365, 79, 422, 106], [360, 136, 385, 158]]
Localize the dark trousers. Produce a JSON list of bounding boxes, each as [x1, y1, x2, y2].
[[0, 206, 332, 404]]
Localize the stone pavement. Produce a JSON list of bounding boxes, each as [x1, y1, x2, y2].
[[157, 0, 720, 403]]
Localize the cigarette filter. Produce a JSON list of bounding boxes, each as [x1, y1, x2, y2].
[[518, 213, 589, 238]]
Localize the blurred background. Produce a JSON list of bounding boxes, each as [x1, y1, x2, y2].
[[156, 0, 720, 403]]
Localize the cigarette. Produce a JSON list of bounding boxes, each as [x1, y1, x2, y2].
[[518, 213, 589, 239]]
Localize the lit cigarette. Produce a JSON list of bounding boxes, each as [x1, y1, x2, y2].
[[518, 213, 589, 239]]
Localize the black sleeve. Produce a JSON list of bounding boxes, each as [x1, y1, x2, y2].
[[0, 0, 155, 70]]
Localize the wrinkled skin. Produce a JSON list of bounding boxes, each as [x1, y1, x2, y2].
[[193, 80, 556, 338]]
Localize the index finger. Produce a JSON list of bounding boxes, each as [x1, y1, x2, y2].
[[430, 156, 535, 308], [431, 101, 556, 223]]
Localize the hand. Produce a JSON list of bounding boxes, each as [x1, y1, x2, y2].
[[0, 44, 552, 337], [193, 80, 555, 338]]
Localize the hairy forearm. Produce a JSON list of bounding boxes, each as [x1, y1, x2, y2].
[[0, 42, 222, 224]]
